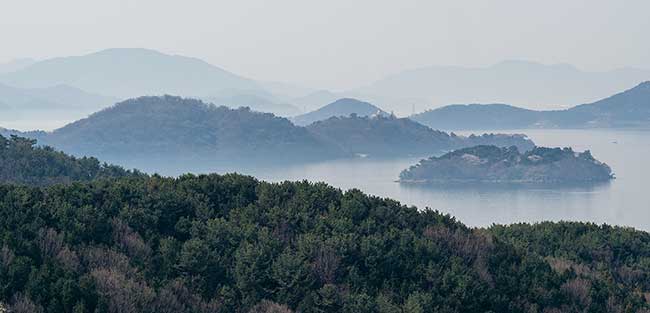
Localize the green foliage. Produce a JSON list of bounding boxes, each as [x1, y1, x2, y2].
[[0, 174, 648, 312], [400, 145, 613, 183], [306, 114, 534, 157], [0, 134, 141, 186]]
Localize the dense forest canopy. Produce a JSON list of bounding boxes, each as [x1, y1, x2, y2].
[[400, 145, 613, 184], [0, 134, 140, 186], [0, 174, 648, 312], [306, 114, 534, 157]]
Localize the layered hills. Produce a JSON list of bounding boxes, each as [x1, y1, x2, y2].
[[412, 82, 650, 130], [292, 98, 388, 126]]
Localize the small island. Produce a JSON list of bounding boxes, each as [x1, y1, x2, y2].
[[399, 145, 614, 184]]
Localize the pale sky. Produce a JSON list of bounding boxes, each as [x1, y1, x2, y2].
[[1, 0, 649, 90]]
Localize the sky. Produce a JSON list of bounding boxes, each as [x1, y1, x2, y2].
[[1, 0, 649, 90]]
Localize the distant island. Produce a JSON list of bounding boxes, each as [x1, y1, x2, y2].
[[292, 98, 388, 126], [400, 145, 614, 184], [412, 81, 650, 130], [1, 96, 534, 172], [307, 114, 534, 157]]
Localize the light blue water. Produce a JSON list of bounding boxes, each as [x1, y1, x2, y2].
[[228, 129, 650, 230]]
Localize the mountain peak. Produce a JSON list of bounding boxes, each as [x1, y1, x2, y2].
[[291, 98, 387, 126], [2, 48, 259, 98]]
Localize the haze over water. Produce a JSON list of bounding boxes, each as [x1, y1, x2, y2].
[[213, 129, 650, 231]]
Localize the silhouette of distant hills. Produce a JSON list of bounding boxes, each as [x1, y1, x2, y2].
[[306, 114, 534, 157], [1, 96, 534, 172], [0, 82, 117, 121], [0, 48, 261, 98], [0, 58, 36, 74], [355, 60, 650, 115], [31, 96, 341, 164], [412, 82, 650, 130], [292, 98, 388, 126]]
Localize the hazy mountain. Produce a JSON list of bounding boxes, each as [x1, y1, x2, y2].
[[30, 96, 344, 170], [0, 83, 117, 121], [568, 81, 650, 127], [205, 92, 302, 117], [412, 82, 650, 130], [0, 48, 261, 98], [5, 96, 536, 172], [356, 60, 650, 115], [290, 90, 344, 112], [411, 103, 541, 130], [258, 80, 318, 100], [0, 58, 36, 74], [307, 114, 534, 157], [292, 98, 388, 126]]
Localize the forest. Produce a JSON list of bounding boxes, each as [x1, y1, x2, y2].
[[0, 173, 649, 312], [0, 134, 140, 186]]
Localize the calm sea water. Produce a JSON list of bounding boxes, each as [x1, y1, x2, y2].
[[224, 129, 650, 231]]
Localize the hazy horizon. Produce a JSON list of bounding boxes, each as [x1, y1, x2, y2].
[[2, 0, 649, 91]]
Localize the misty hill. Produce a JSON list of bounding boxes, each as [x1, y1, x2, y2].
[[292, 98, 388, 126], [356, 60, 650, 115], [412, 82, 650, 130], [307, 114, 534, 157], [0, 58, 36, 74], [567, 81, 650, 127], [32, 96, 344, 167], [0, 48, 261, 98], [0, 83, 116, 122], [400, 145, 613, 184], [0, 134, 140, 186], [290, 89, 343, 112]]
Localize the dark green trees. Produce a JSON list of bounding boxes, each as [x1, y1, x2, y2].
[[0, 174, 648, 312], [0, 134, 140, 186]]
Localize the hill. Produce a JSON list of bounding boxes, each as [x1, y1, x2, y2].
[[307, 114, 534, 157], [355, 60, 650, 115], [400, 145, 613, 184], [0, 58, 35, 74], [0, 83, 116, 127], [567, 81, 650, 127], [0, 48, 261, 99], [32, 96, 345, 168], [0, 134, 139, 186], [412, 82, 650, 130], [0, 174, 648, 312], [292, 98, 388, 126]]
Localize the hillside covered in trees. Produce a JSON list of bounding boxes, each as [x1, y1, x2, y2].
[[307, 114, 534, 157], [400, 145, 613, 184], [0, 134, 140, 186], [5, 96, 535, 171], [32, 96, 347, 164], [0, 174, 648, 312]]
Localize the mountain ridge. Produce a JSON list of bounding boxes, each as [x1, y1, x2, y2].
[[292, 98, 388, 126], [412, 81, 650, 130]]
